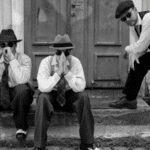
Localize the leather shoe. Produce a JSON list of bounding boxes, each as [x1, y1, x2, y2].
[[16, 132, 26, 147], [109, 97, 137, 109]]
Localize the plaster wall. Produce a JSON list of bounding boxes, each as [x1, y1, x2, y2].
[[0, 0, 24, 53]]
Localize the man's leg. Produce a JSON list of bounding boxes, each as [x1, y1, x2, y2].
[[34, 91, 56, 148], [10, 84, 33, 131], [65, 90, 94, 149], [142, 71, 150, 104], [146, 71, 150, 96], [109, 52, 150, 109]]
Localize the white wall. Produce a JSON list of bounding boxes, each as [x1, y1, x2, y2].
[[142, 0, 150, 11], [0, 0, 24, 53]]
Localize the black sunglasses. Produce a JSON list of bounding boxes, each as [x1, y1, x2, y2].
[[121, 12, 132, 22], [56, 50, 71, 57], [0, 42, 14, 48]]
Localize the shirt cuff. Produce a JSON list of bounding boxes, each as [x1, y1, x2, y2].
[[53, 72, 61, 83], [125, 45, 136, 54], [64, 71, 74, 81]]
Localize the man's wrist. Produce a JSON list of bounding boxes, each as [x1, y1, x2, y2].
[[9, 54, 15, 61], [56, 69, 63, 77], [56, 71, 61, 77], [10, 57, 15, 61]]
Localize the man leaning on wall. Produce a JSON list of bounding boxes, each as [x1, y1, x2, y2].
[[109, 0, 150, 109]]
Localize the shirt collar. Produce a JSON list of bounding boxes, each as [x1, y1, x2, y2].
[[136, 13, 142, 25], [52, 55, 70, 66]]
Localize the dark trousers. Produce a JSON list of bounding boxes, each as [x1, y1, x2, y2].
[[0, 84, 33, 130], [34, 90, 94, 148], [123, 52, 150, 100]]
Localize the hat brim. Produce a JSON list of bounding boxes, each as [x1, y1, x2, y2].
[[51, 42, 76, 50], [52, 45, 76, 50], [0, 39, 22, 43]]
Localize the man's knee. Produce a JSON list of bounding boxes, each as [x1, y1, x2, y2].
[[81, 91, 89, 98], [37, 93, 49, 105], [36, 93, 54, 113], [14, 84, 31, 96], [79, 91, 88, 98], [78, 91, 90, 105]]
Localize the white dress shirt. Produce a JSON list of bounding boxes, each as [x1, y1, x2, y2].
[[0, 52, 31, 87], [37, 55, 86, 93], [125, 12, 150, 57]]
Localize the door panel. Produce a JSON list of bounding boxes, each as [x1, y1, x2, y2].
[[87, 0, 129, 88], [25, 0, 68, 79], [24, 0, 129, 88], [67, 0, 88, 77], [32, 0, 68, 44]]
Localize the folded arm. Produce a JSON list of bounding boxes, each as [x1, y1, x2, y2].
[[10, 54, 31, 84]]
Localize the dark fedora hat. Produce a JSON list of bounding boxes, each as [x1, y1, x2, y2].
[[115, 0, 134, 19], [51, 34, 75, 50], [0, 29, 22, 43]]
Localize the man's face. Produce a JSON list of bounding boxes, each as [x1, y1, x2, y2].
[[0, 41, 16, 55], [120, 7, 138, 26]]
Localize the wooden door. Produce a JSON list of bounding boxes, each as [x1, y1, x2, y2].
[[24, 0, 88, 80], [25, 0, 69, 80], [86, 0, 129, 88], [24, 0, 129, 88]]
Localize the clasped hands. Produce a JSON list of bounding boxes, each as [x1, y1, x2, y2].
[[56, 52, 69, 77], [3, 47, 15, 63]]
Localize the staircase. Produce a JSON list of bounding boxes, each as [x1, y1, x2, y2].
[[1, 89, 150, 148]]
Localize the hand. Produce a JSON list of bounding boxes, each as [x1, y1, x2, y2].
[[123, 51, 128, 59], [56, 62, 63, 77], [3, 47, 15, 62], [64, 55, 71, 75], [56, 52, 66, 76], [64, 61, 69, 75], [129, 53, 140, 70]]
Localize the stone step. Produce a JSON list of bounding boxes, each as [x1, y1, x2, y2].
[[1, 125, 150, 148], [0, 147, 148, 150], [1, 90, 150, 148], [87, 89, 123, 109], [1, 98, 150, 127]]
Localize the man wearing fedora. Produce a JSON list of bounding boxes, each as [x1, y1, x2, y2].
[[109, 0, 150, 109], [33, 34, 100, 150], [0, 29, 33, 142]]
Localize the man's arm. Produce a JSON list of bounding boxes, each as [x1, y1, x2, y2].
[[37, 56, 60, 93], [64, 56, 86, 92], [125, 13, 150, 57], [10, 53, 31, 84]]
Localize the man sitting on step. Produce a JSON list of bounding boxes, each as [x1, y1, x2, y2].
[[0, 29, 33, 143], [109, 0, 150, 109], [33, 34, 100, 150]]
